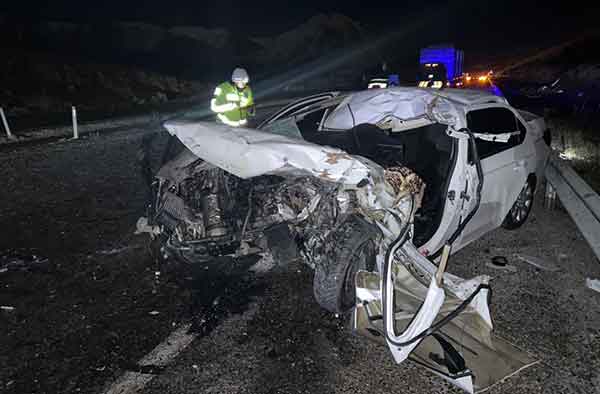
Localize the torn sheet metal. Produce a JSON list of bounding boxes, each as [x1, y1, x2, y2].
[[384, 276, 445, 364], [163, 120, 371, 185], [398, 242, 493, 328], [322, 87, 461, 130], [354, 254, 537, 393]]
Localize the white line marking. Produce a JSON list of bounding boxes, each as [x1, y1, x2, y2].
[[102, 323, 196, 394]]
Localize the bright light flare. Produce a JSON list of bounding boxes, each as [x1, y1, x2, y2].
[[559, 148, 580, 161]]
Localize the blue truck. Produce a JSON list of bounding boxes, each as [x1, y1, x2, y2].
[[418, 45, 464, 87]]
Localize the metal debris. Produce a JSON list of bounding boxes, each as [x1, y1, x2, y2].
[[0, 251, 49, 272], [148, 311, 160, 316], [134, 217, 161, 235], [515, 254, 560, 272], [586, 278, 600, 293], [486, 256, 517, 273], [249, 253, 275, 273], [1, 306, 15, 312], [97, 246, 134, 255]]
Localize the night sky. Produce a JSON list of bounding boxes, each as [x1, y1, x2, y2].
[[1, 0, 598, 75], [1, 0, 597, 42]]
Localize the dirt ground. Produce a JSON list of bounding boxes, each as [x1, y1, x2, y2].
[[0, 124, 193, 394], [1, 110, 600, 394]]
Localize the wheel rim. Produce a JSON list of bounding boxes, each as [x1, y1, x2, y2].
[[510, 183, 533, 223]]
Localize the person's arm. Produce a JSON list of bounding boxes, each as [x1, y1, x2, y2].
[[240, 87, 253, 108], [241, 87, 255, 116]]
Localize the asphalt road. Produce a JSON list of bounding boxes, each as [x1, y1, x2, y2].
[[1, 108, 599, 394]]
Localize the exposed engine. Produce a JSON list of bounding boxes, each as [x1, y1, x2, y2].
[[148, 157, 369, 265]]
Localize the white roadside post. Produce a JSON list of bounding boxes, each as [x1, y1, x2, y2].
[[72, 106, 79, 139], [544, 181, 557, 210], [0, 107, 13, 139]]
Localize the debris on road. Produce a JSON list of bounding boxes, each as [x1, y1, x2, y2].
[[134, 217, 161, 235], [486, 256, 517, 272], [586, 278, 600, 293], [515, 254, 560, 271], [0, 251, 49, 273], [148, 311, 160, 316], [1, 305, 15, 312], [97, 246, 136, 256], [249, 253, 276, 273]]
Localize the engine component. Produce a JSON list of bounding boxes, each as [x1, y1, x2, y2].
[[202, 193, 227, 236]]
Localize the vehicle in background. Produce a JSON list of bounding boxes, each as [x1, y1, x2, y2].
[[453, 72, 504, 97], [419, 44, 464, 81], [368, 77, 389, 88], [417, 62, 447, 89], [368, 74, 400, 89]]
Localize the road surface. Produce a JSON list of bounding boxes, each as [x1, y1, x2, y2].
[[1, 107, 599, 394]]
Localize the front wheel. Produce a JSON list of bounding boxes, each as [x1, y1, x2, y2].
[[502, 180, 534, 230], [313, 216, 378, 314]]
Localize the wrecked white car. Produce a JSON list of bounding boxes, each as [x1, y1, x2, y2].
[[140, 87, 550, 392]]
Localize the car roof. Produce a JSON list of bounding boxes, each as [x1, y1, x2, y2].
[[429, 88, 508, 106], [262, 87, 511, 131], [334, 87, 508, 107]]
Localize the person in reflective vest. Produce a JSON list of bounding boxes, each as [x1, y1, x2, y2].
[[210, 68, 254, 127]]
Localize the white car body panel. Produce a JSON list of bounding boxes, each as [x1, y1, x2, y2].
[[453, 102, 546, 251]]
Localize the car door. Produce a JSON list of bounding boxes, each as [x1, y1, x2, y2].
[[457, 105, 528, 247], [257, 92, 341, 129]]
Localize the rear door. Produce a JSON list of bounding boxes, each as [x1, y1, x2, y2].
[[257, 92, 341, 129], [457, 105, 528, 247]]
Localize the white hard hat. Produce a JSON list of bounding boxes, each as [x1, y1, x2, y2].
[[232, 67, 249, 83]]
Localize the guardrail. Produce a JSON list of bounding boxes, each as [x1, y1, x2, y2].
[[545, 154, 600, 261]]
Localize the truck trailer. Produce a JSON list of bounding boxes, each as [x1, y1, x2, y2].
[[419, 45, 464, 81]]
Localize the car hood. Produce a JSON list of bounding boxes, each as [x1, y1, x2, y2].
[[163, 119, 374, 186]]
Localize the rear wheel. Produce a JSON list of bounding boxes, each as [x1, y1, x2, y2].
[[313, 216, 378, 314], [502, 180, 534, 230]]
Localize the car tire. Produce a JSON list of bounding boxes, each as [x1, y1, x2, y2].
[[502, 179, 535, 230], [313, 215, 378, 314]]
